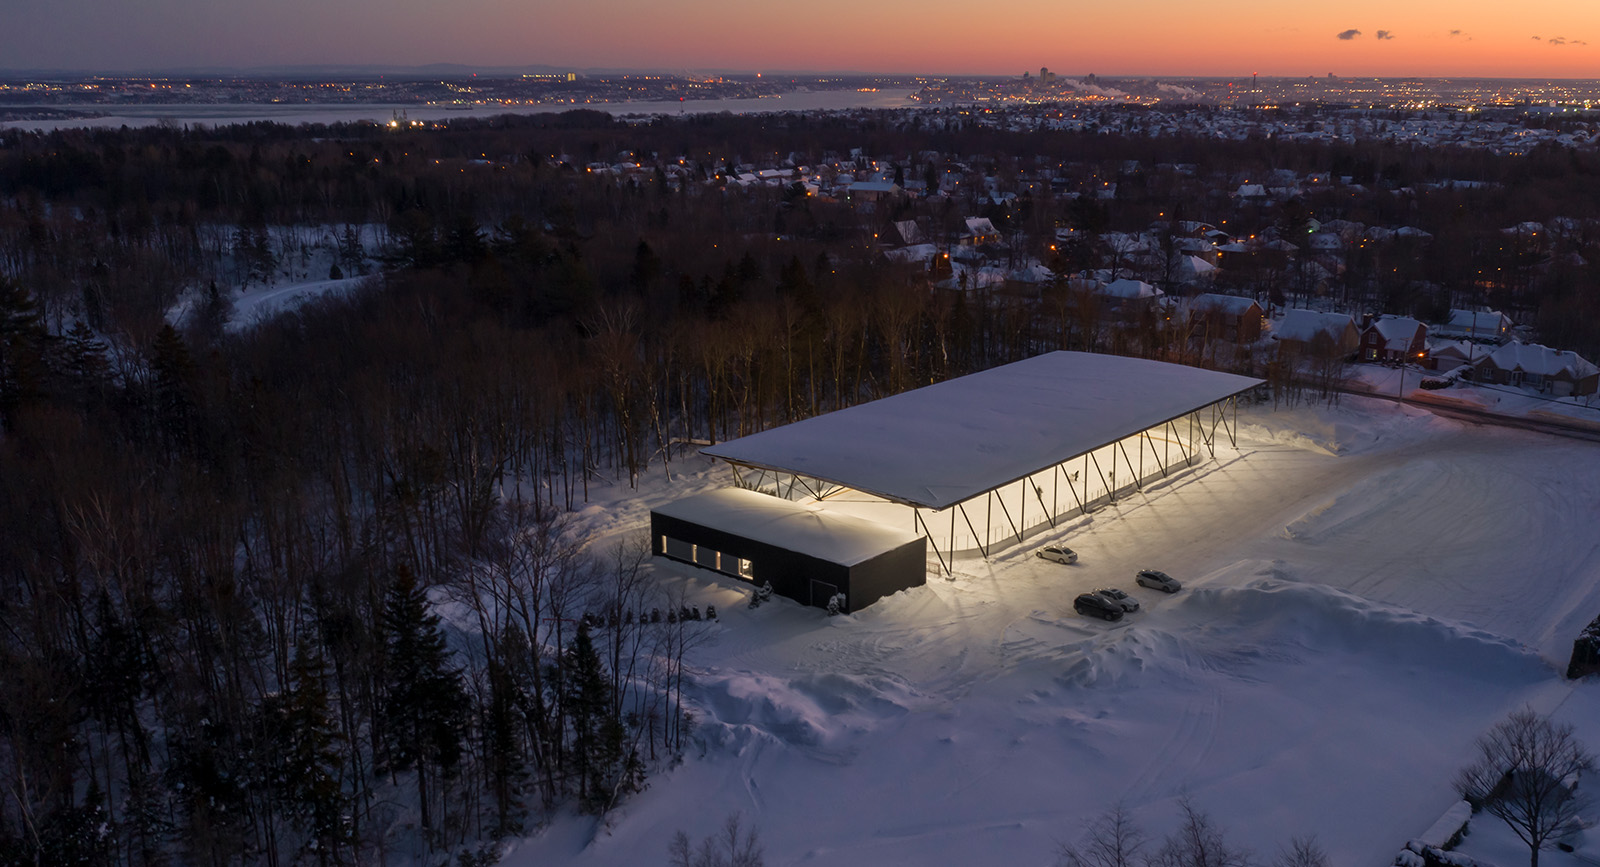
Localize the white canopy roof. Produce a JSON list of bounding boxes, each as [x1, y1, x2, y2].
[[654, 488, 919, 566], [702, 352, 1263, 510]]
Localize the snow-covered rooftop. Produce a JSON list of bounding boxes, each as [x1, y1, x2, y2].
[[1187, 293, 1260, 316], [1100, 278, 1162, 299], [1367, 316, 1426, 351], [1274, 309, 1356, 342], [1443, 309, 1511, 336], [701, 351, 1264, 510], [653, 487, 919, 566], [1484, 340, 1599, 378]]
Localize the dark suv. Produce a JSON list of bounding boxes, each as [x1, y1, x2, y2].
[[1073, 592, 1125, 622]]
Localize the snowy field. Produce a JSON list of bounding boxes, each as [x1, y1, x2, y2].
[[507, 396, 1600, 867], [90, 208, 1600, 867]]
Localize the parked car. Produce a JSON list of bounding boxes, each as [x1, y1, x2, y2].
[[1037, 545, 1078, 565], [1073, 592, 1124, 622], [1135, 570, 1182, 593], [1094, 587, 1140, 613]]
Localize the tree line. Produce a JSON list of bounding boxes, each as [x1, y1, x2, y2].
[[3, 109, 1599, 864]]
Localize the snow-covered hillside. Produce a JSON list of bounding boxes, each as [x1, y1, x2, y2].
[[504, 397, 1600, 867]]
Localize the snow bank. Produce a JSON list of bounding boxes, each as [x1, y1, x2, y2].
[[1167, 573, 1546, 678], [687, 671, 924, 751], [1237, 396, 1447, 455]]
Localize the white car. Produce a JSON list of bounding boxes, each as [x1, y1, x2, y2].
[[1036, 545, 1078, 565], [1135, 569, 1182, 593], [1094, 587, 1140, 613]]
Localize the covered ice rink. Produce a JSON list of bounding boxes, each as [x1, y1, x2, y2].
[[701, 351, 1265, 573]]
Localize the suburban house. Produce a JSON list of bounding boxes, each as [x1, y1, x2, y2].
[[1185, 294, 1266, 343], [893, 219, 926, 246], [960, 217, 1003, 247], [1096, 278, 1165, 312], [1272, 309, 1360, 360], [1360, 316, 1428, 363], [1435, 308, 1513, 342], [844, 180, 902, 203], [1425, 339, 1484, 372], [1475, 341, 1599, 397]]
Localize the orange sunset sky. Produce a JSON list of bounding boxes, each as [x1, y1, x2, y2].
[[3, 0, 1598, 76]]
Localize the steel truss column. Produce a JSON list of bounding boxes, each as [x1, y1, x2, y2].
[[1143, 430, 1169, 478], [1088, 449, 1114, 504], [987, 491, 993, 552], [993, 486, 1024, 545], [957, 503, 989, 558], [1083, 454, 1091, 509], [1030, 474, 1056, 530], [1058, 462, 1086, 513], [915, 509, 951, 576], [1019, 474, 1026, 534], [1137, 430, 1145, 483], [789, 473, 826, 501], [950, 507, 957, 563], [1116, 438, 1141, 492], [1167, 420, 1192, 465]]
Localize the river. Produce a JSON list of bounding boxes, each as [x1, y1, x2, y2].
[[1, 89, 917, 132]]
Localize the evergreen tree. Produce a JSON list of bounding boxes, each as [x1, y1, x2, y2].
[[562, 622, 626, 812], [62, 320, 111, 397], [444, 214, 488, 265], [20, 781, 113, 867], [0, 277, 53, 429], [166, 716, 252, 863], [149, 324, 197, 449], [338, 224, 368, 274], [629, 239, 661, 294], [483, 656, 529, 837], [264, 639, 348, 865], [380, 566, 468, 833]]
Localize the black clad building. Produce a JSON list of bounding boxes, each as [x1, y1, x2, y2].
[[650, 488, 926, 613]]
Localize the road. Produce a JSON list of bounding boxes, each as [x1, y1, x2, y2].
[[1342, 383, 1600, 443]]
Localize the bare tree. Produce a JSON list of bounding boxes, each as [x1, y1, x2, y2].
[[668, 811, 764, 867], [1147, 797, 1253, 867], [1456, 708, 1593, 867], [1057, 803, 1147, 867], [1272, 836, 1329, 867]]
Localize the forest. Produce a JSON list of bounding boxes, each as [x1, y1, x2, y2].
[[2, 106, 1599, 865]]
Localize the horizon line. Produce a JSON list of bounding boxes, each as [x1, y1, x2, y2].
[[1, 65, 1599, 84]]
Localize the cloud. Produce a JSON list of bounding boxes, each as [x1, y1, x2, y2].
[[1376, 30, 1394, 40], [1549, 36, 1567, 45], [1532, 36, 1542, 41], [1337, 29, 1361, 41], [1449, 29, 1461, 36]]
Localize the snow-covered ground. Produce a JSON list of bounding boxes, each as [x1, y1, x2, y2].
[[164, 223, 385, 331], [508, 395, 1600, 867], [223, 275, 370, 331]]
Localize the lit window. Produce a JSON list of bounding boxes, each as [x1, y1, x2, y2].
[[738, 558, 754, 579]]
